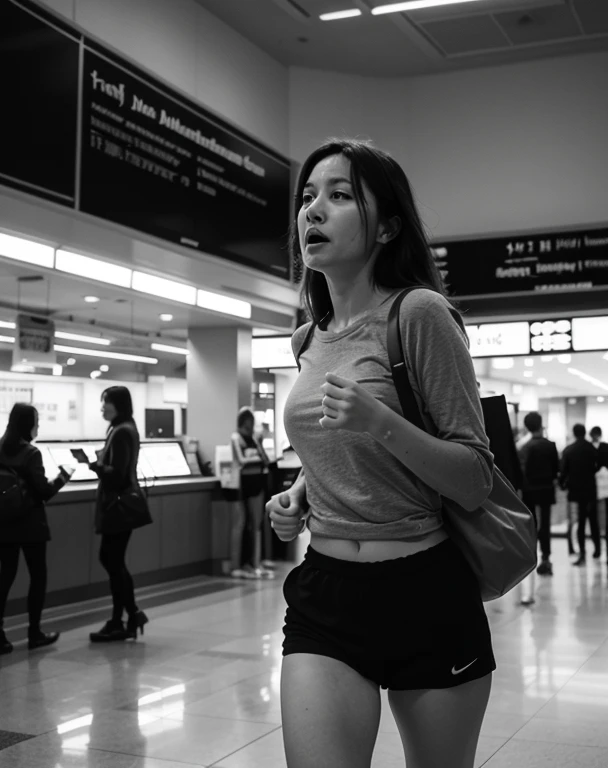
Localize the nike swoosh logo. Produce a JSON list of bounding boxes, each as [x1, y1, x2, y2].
[[451, 658, 478, 675]]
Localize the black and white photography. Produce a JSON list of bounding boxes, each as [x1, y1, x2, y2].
[[0, 1, 607, 766]]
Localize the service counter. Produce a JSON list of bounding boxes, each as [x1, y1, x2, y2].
[[5, 475, 239, 617]]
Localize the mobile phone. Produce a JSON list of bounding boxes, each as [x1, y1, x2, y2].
[[70, 448, 90, 464]]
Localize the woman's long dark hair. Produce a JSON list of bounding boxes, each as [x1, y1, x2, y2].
[[102, 386, 135, 430], [1, 403, 38, 456], [291, 138, 452, 325]]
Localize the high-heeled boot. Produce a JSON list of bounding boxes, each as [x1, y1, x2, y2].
[[89, 620, 128, 643], [126, 610, 149, 639]]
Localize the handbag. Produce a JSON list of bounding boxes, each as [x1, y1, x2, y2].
[[387, 287, 538, 602], [0, 462, 28, 525], [102, 485, 152, 535]]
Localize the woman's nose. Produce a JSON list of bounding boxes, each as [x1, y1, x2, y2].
[[306, 196, 326, 223]]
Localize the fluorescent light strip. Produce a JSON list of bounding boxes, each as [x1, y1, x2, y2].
[[372, 0, 485, 14], [320, 9, 362, 20], [132, 271, 197, 305], [55, 332, 111, 346], [0, 320, 16, 329], [0, 335, 15, 343], [151, 343, 189, 356], [0, 233, 54, 268], [54, 344, 158, 364], [567, 367, 608, 393], [55, 250, 132, 288], [197, 289, 251, 319]]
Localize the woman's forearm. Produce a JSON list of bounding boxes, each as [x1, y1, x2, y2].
[[368, 402, 492, 511]]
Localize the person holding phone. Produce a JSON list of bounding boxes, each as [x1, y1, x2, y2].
[[0, 403, 73, 654], [88, 386, 151, 642]]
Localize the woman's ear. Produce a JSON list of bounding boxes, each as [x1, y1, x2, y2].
[[376, 215, 401, 245]]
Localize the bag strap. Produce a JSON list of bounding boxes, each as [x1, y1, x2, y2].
[[293, 321, 316, 372], [386, 287, 428, 432]]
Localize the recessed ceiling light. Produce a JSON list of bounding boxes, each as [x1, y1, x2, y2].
[[523, 371, 533, 378], [537, 378, 547, 386], [159, 314, 174, 322], [90, 370, 101, 379], [372, 0, 486, 15], [54, 344, 158, 364], [0, 334, 15, 343], [52, 365, 63, 376], [55, 331, 111, 346], [320, 9, 362, 21], [598, 397, 605, 403], [524, 358, 534, 367], [0, 320, 16, 329], [151, 343, 189, 356], [84, 296, 100, 303], [99, 364, 109, 372], [66, 358, 76, 366]]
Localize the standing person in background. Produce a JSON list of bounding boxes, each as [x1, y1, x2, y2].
[[518, 412, 559, 576], [560, 424, 600, 566], [0, 404, 73, 654], [89, 386, 151, 642], [590, 427, 608, 564], [230, 408, 273, 580]]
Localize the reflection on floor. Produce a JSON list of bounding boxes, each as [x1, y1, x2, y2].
[[1, 541, 607, 767]]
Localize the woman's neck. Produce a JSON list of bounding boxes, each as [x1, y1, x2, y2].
[[326, 281, 394, 332]]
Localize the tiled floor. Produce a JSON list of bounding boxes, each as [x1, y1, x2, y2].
[[1, 539, 607, 767]]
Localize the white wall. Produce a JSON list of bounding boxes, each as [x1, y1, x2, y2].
[[38, 0, 289, 154], [289, 52, 608, 239], [0, 372, 185, 440]]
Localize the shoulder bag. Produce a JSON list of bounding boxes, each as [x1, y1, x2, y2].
[[387, 287, 537, 601]]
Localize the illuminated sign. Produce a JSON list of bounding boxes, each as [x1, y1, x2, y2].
[[571, 316, 608, 352], [467, 322, 530, 358], [252, 336, 294, 369], [530, 319, 572, 353]]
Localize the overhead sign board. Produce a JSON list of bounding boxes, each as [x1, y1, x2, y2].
[[433, 228, 608, 299], [0, 0, 292, 280], [13, 315, 56, 367]]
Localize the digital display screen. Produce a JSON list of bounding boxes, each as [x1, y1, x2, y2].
[[139, 442, 191, 478], [0, 0, 79, 205], [433, 227, 608, 299], [38, 440, 191, 482], [79, 43, 291, 278]]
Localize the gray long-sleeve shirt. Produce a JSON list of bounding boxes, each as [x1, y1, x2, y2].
[[284, 288, 493, 541]]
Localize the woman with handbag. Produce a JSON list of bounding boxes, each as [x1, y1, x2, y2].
[[88, 386, 151, 642], [0, 403, 73, 654], [265, 139, 498, 768]]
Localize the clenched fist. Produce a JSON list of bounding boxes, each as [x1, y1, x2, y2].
[[266, 491, 308, 542]]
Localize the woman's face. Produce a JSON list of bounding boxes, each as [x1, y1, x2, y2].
[[239, 418, 254, 438], [297, 153, 381, 276], [30, 413, 39, 441], [101, 398, 118, 423]]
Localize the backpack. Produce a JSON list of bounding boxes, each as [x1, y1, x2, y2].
[[0, 462, 28, 524]]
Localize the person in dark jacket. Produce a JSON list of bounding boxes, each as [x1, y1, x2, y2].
[[559, 423, 600, 566], [590, 426, 608, 564], [88, 386, 151, 642], [518, 412, 559, 576], [0, 403, 72, 654]]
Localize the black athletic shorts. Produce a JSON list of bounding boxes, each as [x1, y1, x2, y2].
[[282, 538, 496, 690]]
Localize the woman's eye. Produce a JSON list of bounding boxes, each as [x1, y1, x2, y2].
[[332, 191, 350, 200], [302, 193, 314, 205]]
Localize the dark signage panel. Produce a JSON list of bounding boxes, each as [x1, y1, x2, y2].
[[433, 228, 608, 299], [0, 0, 79, 204], [79, 44, 291, 278]]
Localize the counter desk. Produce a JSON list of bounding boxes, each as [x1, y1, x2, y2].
[[5, 474, 238, 618]]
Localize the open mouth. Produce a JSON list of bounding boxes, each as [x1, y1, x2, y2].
[[306, 231, 330, 246]]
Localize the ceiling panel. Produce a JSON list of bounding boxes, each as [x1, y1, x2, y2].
[[420, 15, 510, 56], [494, 5, 583, 46], [573, 0, 608, 35], [193, 0, 608, 76]]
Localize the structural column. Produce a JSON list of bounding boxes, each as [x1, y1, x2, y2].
[[187, 326, 252, 464]]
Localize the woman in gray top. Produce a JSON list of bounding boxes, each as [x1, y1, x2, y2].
[[267, 139, 495, 768]]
